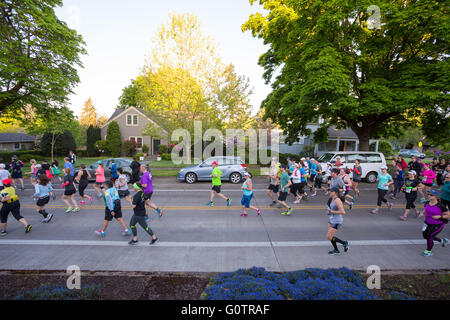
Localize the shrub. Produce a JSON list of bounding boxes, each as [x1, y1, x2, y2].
[[122, 140, 137, 157], [40, 130, 76, 156], [142, 144, 149, 154], [389, 291, 415, 300], [15, 283, 101, 300], [161, 153, 171, 161], [95, 140, 109, 156], [135, 152, 144, 159], [370, 141, 393, 156], [158, 144, 168, 154], [87, 126, 101, 156], [204, 267, 378, 300], [106, 121, 122, 157]]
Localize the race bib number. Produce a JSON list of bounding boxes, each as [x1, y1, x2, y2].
[[406, 188, 412, 193], [421, 223, 428, 232], [422, 178, 427, 183]]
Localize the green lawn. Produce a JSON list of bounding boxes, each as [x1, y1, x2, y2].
[[147, 160, 187, 168]]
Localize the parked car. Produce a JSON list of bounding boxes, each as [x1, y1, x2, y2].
[[74, 158, 148, 183], [317, 151, 387, 183], [177, 156, 248, 184], [397, 149, 426, 159]]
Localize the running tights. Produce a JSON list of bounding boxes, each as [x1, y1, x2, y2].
[[377, 189, 388, 206], [423, 223, 444, 251], [331, 236, 345, 251], [130, 215, 154, 237]]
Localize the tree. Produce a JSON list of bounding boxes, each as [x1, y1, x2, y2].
[[106, 121, 121, 157], [0, 0, 86, 116], [242, 0, 449, 150], [40, 130, 76, 157], [79, 98, 98, 127], [86, 125, 101, 156], [66, 119, 86, 148], [96, 113, 108, 127], [117, 80, 139, 109]]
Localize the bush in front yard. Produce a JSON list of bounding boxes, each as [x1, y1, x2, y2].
[[106, 121, 122, 157], [15, 283, 101, 300]]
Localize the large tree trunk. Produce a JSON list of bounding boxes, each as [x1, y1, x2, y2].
[[357, 131, 371, 151]]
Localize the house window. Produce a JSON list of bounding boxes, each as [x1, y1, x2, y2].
[[126, 114, 138, 126], [14, 143, 20, 150], [129, 136, 143, 148]]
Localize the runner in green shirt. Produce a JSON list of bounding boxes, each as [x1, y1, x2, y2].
[[206, 161, 232, 207], [277, 165, 293, 216]]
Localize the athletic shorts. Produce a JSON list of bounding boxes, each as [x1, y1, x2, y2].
[[353, 178, 361, 183], [309, 174, 316, 182], [212, 185, 221, 194], [12, 172, 22, 179], [0, 200, 22, 223], [329, 223, 341, 230], [64, 188, 76, 196], [241, 194, 253, 208], [268, 184, 279, 193], [314, 176, 322, 188], [278, 191, 288, 202], [118, 190, 130, 198], [104, 201, 123, 221], [36, 196, 50, 207], [423, 182, 432, 187], [143, 192, 153, 200]]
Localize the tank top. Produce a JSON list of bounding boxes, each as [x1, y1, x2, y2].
[[328, 197, 343, 225], [242, 179, 253, 196], [80, 169, 89, 184]]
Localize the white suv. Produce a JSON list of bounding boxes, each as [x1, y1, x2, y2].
[[318, 151, 386, 183]]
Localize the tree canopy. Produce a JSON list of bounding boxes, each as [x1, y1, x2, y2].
[[0, 0, 86, 117], [242, 0, 449, 150]]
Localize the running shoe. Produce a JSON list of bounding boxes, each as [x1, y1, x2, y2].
[[349, 202, 353, 210], [122, 229, 131, 236], [370, 209, 379, 214], [128, 239, 138, 245], [423, 250, 433, 257], [343, 241, 349, 252], [390, 196, 397, 200], [387, 202, 393, 211], [324, 191, 329, 196], [227, 198, 232, 207], [157, 208, 164, 218], [293, 200, 300, 204], [281, 210, 287, 216], [45, 213, 54, 223], [65, 207, 73, 213], [72, 207, 80, 212], [416, 210, 422, 218], [328, 249, 340, 255], [0, 230, 7, 236], [89, 197, 93, 204], [399, 214, 407, 221], [145, 215, 150, 221], [206, 201, 214, 207], [257, 208, 261, 216], [270, 201, 276, 207], [80, 201, 85, 205], [240, 213, 248, 217], [95, 230, 105, 238], [25, 225, 32, 233], [286, 208, 292, 216], [150, 237, 159, 245], [442, 238, 448, 248], [310, 193, 317, 197]]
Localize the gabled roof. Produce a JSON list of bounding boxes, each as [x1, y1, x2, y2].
[[0, 133, 36, 143], [327, 127, 358, 139]]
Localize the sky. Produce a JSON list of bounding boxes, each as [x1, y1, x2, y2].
[[54, 0, 272, 119]]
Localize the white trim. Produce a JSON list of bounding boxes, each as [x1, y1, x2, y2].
[[126, 113, 139, 127], [14, 143, 21, 150], [129, 136, 143, 148]]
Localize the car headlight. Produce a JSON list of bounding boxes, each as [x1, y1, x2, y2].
[[179, 168, 186, 173]]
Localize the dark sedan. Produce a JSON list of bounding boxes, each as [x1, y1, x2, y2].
[[74, 158, 144, 183]]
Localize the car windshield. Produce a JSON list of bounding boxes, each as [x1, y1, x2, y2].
[[318, 153, 334, 163]]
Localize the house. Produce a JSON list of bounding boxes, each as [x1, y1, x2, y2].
[[0, 133, 36, 151], [276, 124, 379, 156], [100, 106, 169, 155]]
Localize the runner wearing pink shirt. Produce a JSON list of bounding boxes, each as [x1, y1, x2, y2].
[[421, 164, 436, 194], [94, 161, 105, 198]]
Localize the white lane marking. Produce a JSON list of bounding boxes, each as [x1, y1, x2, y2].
[[0, 239, 426, 248]]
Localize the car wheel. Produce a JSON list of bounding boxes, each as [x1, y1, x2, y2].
[[230, 172, 242, 184], [185, 172, 197, 184], [366, 172, 378, 183]]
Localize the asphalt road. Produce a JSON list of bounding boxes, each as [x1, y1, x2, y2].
[[0, 177, 448, 272]]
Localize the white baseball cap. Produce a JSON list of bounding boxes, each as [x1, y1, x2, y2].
[[409, 170, 417, 175], [380, 165, 387, 170]]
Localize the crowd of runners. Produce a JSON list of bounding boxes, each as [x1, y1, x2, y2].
[[0, 152, 449, 256]]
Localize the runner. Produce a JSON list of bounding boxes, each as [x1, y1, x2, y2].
[[421, 163, 436, 194], [206, 161, 231, 207], [61, 167, 80, 213], [140, 165, 164, 218], [128, 182, 158, 245], [334, 157, 342, 169], [240, 172, 261, 217], [10, 155, 24, 190], [68, 150, 76, 166], [339, 168, 354, 209], [34, 174, 54, 223], [388, 160, 398, 195], [396, 155, 408, 171], [308, 158, 317, 192], [75, 164, 93, 205], [290, 163, 301, 204], [351, 159, 362, 198], [116, 168, 132, 205], [51, 159, 63, 183], [391, 162, 405, 200], [370, 165, 393, 214], [399, 170, 422, 221], [0, 164, 10, 191], [440, 173, 450, 212], [93, 161, 105, 198], [328, 168, 345, 199], [0, 178, 32, 236], [266, 159, 280, 207], [41, 160, 54, 180], [326, 187, 349, 255], [311, 159, 326, 197], [130, 157, 141, 184], [95, 180, 131, 238], [419, 190, 449, 257], [28, 159, 38, 187], [110, 159, 119, 183], [436, 158, 447, 186], [408, 156, 422, 176], [63, 157, 75, 177], [278, 165, 293, 216]]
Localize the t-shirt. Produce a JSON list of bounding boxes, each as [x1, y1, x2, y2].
[[300, 167, 306, 183], [378, 173, 392, 190], [0, 186, 18, 202], [132, 191, 147, 216], [117, 174, 129, 191], [310, 163, 317, 175], [0, 169, 10, 186], [353, 165, 362, 180], [111, 163, 119, 179], [211, 167, 222, 186], [269, 167, 279, 185], [64, 162, 74, 177], [424, 202, 448, 225], [95, 166, 105, 183], [280, 172, 290, 192], [140, 171, 153, 194], [404, 178, 420, 196], [291, 169, 301, 184], [64, 175, 76, 191], [330, 176, 345, 190]]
